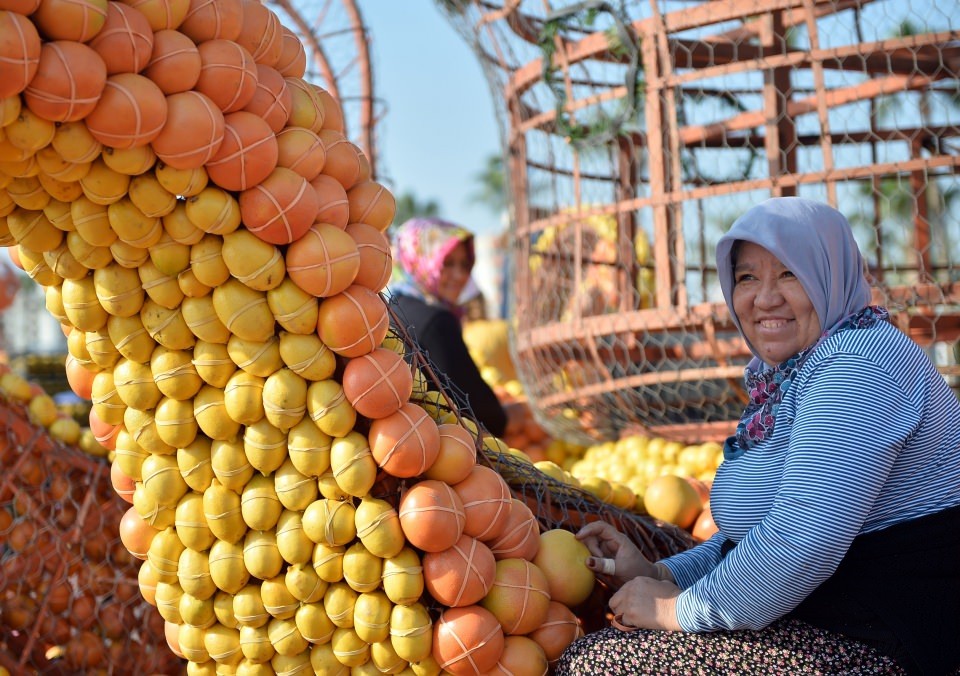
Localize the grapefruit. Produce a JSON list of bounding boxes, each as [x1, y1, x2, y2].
[[643, 474, 703, 530], [531, 529, 594, 607]]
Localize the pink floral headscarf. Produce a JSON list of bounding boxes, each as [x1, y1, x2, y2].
[[388, 217, 476, 310]]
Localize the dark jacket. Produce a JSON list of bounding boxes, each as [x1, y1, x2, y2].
[[782, 504, 960, 675], [389, 293, 507, 438]]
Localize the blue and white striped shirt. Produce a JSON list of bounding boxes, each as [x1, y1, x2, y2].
[[662, 320, 960, 632]]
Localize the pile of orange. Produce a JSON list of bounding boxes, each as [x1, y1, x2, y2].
[[0, 0, 596, 673]]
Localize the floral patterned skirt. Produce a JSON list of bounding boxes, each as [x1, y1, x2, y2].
[[554, 619, 906, 675]]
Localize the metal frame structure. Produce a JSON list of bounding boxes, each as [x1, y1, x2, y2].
[[443, 0, 960, 444], [270, 0, 382, 177]]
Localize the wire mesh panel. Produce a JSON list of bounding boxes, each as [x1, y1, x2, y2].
[[0, 400, 183, 675], [387, 308, 696, 555], [441, 0, 960, 445]]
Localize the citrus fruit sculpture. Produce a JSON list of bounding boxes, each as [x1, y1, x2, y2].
[[0, 0, 591, 672]]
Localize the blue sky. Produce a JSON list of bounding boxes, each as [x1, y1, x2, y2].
[[362, 2, 506, 237]]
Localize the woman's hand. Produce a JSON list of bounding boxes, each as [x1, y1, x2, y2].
[[609, 577, 683, 631], [576, 521, 659, 589]]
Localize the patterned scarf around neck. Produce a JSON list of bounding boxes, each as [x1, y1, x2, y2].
[[723, 305, 890, 461]]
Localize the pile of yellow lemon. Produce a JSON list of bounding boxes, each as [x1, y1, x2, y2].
[[569, 435, 723, 494], [523, 435, 719, 518], [0, 363, 95, 452]]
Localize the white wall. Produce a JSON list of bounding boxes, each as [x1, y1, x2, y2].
[[470, 232, 507, 319], [0, 271, 66, 358]]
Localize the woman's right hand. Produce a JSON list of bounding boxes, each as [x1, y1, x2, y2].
[[576, 521, 658, 589]]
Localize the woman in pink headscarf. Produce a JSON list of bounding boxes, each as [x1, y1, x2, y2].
[[388, 216, 519, 438], [556, 198, 960, 675]]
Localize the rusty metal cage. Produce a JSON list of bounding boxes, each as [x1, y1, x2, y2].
[[441, 0, 960, 445]]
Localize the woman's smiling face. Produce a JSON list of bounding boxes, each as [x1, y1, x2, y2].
[[732, 241, 822, 365], [437, 242, 472, 305]]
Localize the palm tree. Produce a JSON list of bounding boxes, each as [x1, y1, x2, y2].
[[467, 153, 509, 217], [390, 191, 441, 233], [851, 15, 960, 285]]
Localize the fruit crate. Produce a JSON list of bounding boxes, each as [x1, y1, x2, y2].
[[0, 395, 184, 675]]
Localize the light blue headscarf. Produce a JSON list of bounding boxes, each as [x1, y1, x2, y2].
[[716, 197, 873, 368], [716, 197, 884, 458]]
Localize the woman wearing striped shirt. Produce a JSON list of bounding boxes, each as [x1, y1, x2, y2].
[[557, 198, 960, 675]]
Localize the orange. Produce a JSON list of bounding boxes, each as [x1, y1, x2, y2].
[[643, 474, 703, 530], [685, 476, 712, 504], [692, 502, 719, 541]]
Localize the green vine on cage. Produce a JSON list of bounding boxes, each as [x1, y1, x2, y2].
[[538, 1, 643, 148]]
